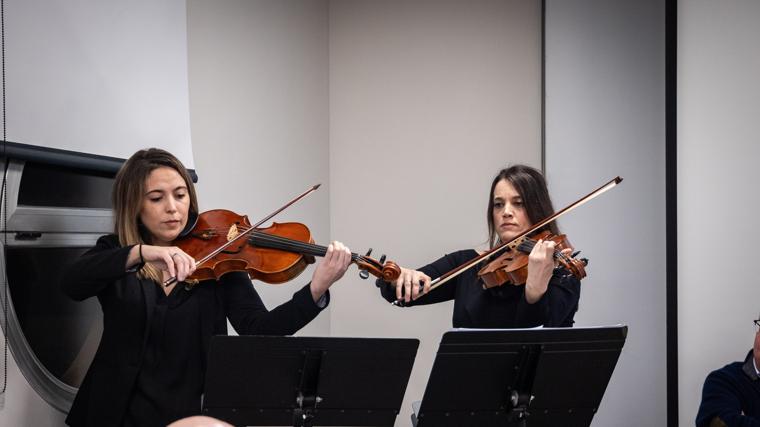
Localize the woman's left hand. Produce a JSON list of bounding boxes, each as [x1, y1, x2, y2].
[[524, 239, 556, 304], [309, 241, 352, 303]]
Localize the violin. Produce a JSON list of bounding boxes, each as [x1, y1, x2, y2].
[[393, 176, 622, 305], [476, 230, 587, 289], [171, 209, 402, 286]]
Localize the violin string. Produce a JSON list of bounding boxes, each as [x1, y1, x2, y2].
[[523, 239, 582, 274], [424, 236, 525, 292], [205, 228, 368, 262], [520, 238, 567, 261], [190, 225, 379, 268], [196, 185, 322, 266], [166, 187, 322, 286], [244, 231, 366, 263], [420, 176, 621, 296], [249, 234, 328, 256], [190, 223, 376, 265]]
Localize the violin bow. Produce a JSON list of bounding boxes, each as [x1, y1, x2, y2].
[[394, 176, 622, 304], [163, 184, 321, 286]]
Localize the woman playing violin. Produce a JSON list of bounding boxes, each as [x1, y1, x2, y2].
[[377, 164, 582, 328], [61, 148, 353, 427]]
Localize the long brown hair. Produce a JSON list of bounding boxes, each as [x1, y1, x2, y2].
[[112, 148, 198, 283], [486, 164, 559, 249]]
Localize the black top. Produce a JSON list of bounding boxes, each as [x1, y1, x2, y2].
[[696, 350, 760, 427], [61, 234, 328, 427], [377, 249, 581, 328], [123, 284, 204, 426]]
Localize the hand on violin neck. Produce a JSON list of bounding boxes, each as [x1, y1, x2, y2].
[[524, 239, 556, 304], [394, 267, 431, 303], [310, 241, 352, 303]]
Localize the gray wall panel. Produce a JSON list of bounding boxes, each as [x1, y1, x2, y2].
[[545, 1, 666, 425]]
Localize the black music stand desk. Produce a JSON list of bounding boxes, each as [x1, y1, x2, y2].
[[412, 326, 627, 427], [202, 335, 419, 427]]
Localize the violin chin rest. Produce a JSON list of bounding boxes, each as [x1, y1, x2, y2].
[[179, 210, 199, 238]]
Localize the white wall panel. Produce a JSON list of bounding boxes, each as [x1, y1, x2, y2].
[[678, 1, 760, 424], [1, 2, 193, 425], [6, 0, 193, 166], [545, 1, 666, 425]]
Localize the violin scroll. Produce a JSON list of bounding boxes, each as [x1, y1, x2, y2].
[[557, 250, 587, 283], [355, 253, 401, 282]]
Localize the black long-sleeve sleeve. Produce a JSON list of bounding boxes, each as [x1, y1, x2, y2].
[[223, 272, 327, 336], [696, 354, 760, 427], [376, 251, 464, 306], [376, 249, 581, 328], [60, 234, 135, 301], [60, 234, 327, 335]]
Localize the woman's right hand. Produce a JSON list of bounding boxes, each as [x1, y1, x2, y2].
[[127, 244, 197, 282], [394, 267, 431, 303]]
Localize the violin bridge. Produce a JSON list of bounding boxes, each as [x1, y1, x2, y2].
[[227, 224, 239, 241]]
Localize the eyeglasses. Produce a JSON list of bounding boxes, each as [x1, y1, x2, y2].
[[754, 319, 760, 332]]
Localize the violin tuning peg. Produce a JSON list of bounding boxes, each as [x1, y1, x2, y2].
[[359, 270, 369, 280], [379, 254, 386, 264], [365, 248, 373, 257], [571, 250, 582, 258]]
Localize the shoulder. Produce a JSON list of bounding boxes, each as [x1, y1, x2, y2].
[[417, 249, 480, 279], [425, 249, 479, 267], [705, 361, 747, 386], [447, 249, 479, 263], [95, 234, 121, 248]]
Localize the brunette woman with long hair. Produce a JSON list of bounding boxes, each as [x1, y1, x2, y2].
[[376, 164, 582, 328]]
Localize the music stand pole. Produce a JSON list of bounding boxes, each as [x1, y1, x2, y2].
[[292, 349, 323, 427], [505, 344, 540, 426]]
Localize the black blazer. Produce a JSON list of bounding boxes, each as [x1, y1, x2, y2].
[[60, 234, 326, 427]]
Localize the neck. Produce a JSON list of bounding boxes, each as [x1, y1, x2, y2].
[[248, 231, 360, 261]]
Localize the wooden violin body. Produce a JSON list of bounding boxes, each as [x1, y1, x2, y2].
[[477, 230, 587, 289], [174, 209, 401, 284], [174, 210, 313, 283], [405, 177, 620, 303]]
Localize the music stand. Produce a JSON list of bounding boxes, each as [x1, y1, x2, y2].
[[412, 326, 627, 427], [202, 335, 419, 427]]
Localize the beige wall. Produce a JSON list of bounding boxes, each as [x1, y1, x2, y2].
[[187, 0, 331, 336], [8, 1, 752, 425], [188, 2, 541, 426], [328, 1, 542, 424]]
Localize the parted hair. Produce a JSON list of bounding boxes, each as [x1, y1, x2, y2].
[[486, 164, 560, 249], [112, 148, 198, 283]]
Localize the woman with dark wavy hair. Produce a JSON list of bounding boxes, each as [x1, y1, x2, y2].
[[376, 164, 582, 328], [62, 148, 352, 427]]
